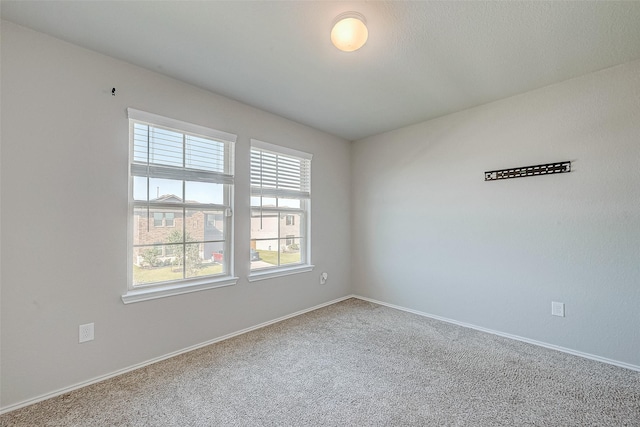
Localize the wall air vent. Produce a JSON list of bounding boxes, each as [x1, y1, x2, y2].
[[485, 161, 571, 181]]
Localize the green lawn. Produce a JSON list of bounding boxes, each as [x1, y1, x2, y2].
[[134, 250, 301, 284], [133, 263, 224, 285], [255, 250, 301, 266]]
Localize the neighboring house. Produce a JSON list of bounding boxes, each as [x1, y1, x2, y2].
[[133, 194, 224, 266], [250, 209, 300, 252]]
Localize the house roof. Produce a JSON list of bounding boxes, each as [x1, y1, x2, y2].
[[3, 1, 640, 141], [153, 194, 184, 204]]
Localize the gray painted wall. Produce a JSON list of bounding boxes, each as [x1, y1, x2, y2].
[[3, 18, 640, 411], [352, 59, 640, 367], [1, 21, 351, 408]]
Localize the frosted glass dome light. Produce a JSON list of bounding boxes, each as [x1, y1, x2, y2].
[[331, 12, 368, 52]]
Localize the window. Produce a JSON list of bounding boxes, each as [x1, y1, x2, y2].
[[250, 139, 313, 279], [153, 212, 163, 227], [165, 212, 175, 227], [152, 212, 174, 227], [124, 108, 237, 303]]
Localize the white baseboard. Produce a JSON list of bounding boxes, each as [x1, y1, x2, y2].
[[4, 293, 637, 415], [0, 295, 354, 415], [352, 294, 640, 373]]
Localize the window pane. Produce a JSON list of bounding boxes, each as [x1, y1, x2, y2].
[[208, 241, 225, 263], [251, 239, 279, 270], [132, 244, 183, 285], [280, 212, 302, 238], [185, 181, 224, 205], [149, 178, 183, 202], [183, 243, 205, 278], [189, 261, 225, 278], [280, 237, 302, 266], [185, 209, 225, 268], [184, 209, 225, 244], [278, 198, 300, 208], [187, 241, 225, 279], [164, 243, 180, 257], [185, 135, 226, 173], [133, 208, 182, 246], [251, 210, 278, 239], [252, 197, 276, 207], [133, 123, 149, 163], [205, 211, 225, 235], [135, 177, 184, 203], [133, 176, 148, 202], [149, 127, 183, 168], [262, 197, 277, 207]]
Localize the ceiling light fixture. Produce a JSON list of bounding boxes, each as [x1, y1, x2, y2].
[[331, 12, 368, 52]]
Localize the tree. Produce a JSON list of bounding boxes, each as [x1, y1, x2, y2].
[[166, 230, 201, 275], [141, 247, 161, 268]]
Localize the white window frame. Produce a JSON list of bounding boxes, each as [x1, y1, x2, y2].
[[123, 109, 238, 304], [249, 139, 314, 282]]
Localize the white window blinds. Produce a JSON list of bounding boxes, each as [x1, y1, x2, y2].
[[128, 108, 236, 185], [250, 139, 312, 199]]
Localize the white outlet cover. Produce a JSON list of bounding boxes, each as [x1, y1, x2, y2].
[[551, 302, 565, 317], [79, 323, 94, 343]]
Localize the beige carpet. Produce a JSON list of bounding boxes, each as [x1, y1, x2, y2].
[[2, 298, 639, 426]]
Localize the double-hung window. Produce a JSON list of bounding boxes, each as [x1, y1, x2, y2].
[[124, 109, 237, 303], [250, 139, 313, 280]]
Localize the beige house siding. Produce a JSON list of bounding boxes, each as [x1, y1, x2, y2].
[[250, 212, 301, 252]]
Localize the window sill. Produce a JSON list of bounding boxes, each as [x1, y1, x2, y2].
[[248, 264, 315, 282], [122, 276, 239, 304]]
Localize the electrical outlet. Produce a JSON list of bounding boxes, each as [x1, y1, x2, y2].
[[79, 323, 94, 343], [320, 272, 328, 285], [551, 302, 565, 317]]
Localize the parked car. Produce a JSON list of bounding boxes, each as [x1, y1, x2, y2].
[[250, 248, 261, 261]]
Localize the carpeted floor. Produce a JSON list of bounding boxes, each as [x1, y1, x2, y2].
[[2, 298, 639, 426]]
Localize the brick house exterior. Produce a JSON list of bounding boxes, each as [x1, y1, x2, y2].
[[133, 195, 224, 266]]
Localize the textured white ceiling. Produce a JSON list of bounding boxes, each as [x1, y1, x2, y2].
[[3, 1, 640, 141]]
